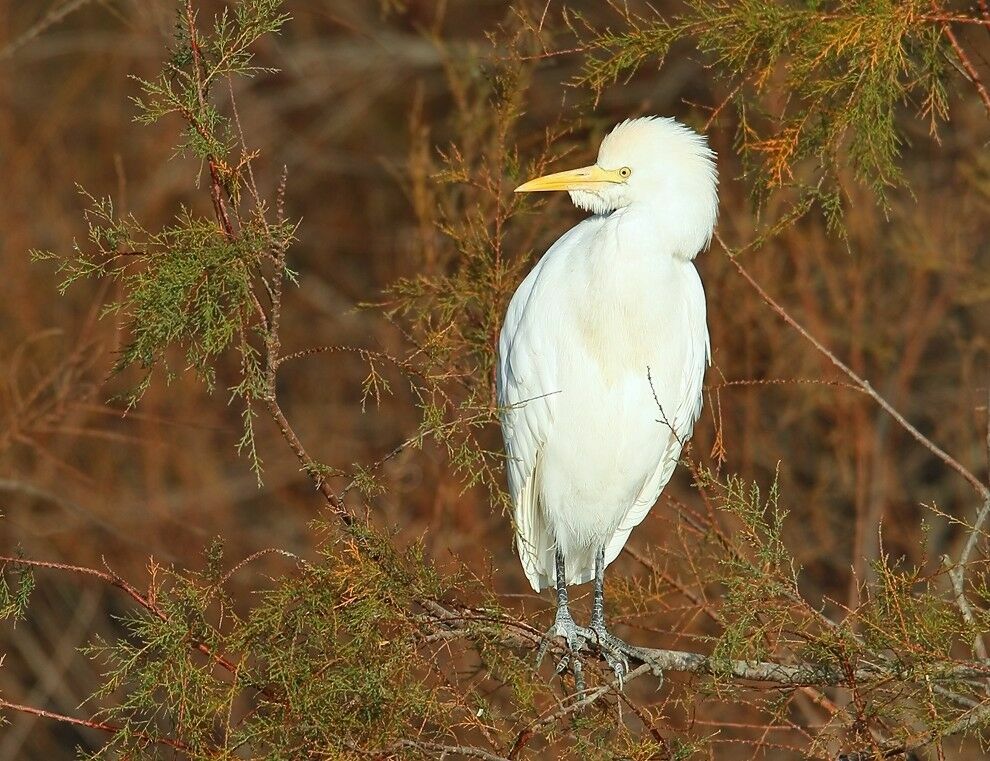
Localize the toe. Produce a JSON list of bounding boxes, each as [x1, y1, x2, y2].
[[534, 637, 552, 667], [604, 650, 628, 682], [565, 631, 585, 653]]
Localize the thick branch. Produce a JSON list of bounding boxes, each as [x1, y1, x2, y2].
[[423, 608, 990, 688]]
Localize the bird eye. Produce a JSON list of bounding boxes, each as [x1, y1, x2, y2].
[[618, 166, 631, 179]]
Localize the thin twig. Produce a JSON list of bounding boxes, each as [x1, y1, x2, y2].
[[921, 12, 990, 26], [0, 697, 189, 751], [262, 395, 351, 519], [0, 0, 99, 61], [718, 231, 990, 663], [354, 739, 510, 760], [717, 234, 988, 502], [934, 3, 990, 116], [705, 377, 868, 394]]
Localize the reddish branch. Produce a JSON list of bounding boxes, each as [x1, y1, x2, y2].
[[0, 697, 189, 751], [719, 235, 988, 503], [262, 395, 352, 520], [0, 554, 265, 696], [184, 1, 235, 240], [167, 5, 350, 525], [922, 12, 990, 25], [360, 739, 510, 760], [931, 2, 990, 116]]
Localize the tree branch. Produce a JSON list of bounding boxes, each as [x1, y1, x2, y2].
[[933, 2, 990, 116], [0, 697, 189, 751], [0, 554, 272, 698], [359, 739, 511, 761], [422, 608, 990, 688], [718, 235, 987, 503], [718, 231, 990, 665]]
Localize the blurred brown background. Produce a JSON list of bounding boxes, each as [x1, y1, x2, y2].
[[0, 0, 988, 757]]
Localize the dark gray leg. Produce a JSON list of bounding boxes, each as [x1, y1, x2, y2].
[[590, 545, 608, 630], [581, 545, 632, 682], [536, 548, 585, 692]]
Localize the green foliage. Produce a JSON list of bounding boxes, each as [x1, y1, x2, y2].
[[0, 556, 34, 623], [688, 468, 990, 752], [577, 0, 952, 201], [861, 552, 972, 660], [75, 531, 456, 758], [37, 193, 294, 401], [133, 0, 289, 166], [10, 0, 990, 758], [699, 467, 803, 668], [30, 0, 296, 481]]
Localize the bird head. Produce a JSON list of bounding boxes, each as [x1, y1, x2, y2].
[[515, 116, 718, 258]]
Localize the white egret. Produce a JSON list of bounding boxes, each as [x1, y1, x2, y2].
[[497, 116, 717, 681]]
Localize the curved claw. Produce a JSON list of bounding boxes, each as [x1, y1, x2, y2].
[[535, 615, 587, 693], [602, 648, 629, 686], [578, 624, 635, 687], [534, 634, 554, 668]]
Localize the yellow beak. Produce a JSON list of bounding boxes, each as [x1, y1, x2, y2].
[[514, 164, 625, 193]]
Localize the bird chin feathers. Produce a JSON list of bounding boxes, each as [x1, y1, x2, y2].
[[568, 188, 623, 216]]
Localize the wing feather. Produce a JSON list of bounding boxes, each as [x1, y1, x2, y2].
[[496, 235, 572, 592]]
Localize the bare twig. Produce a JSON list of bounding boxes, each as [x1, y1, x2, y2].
[[359, 739, 511, 761], [705, 377, 868, 394], [508, 664, 650, 758], [261, 394, 351, 520], [718, 232, 990, 664], [0, 0, 99, 61], [0, 697, 189, 751], [948, 556, 989, 659], [717, 234, 988, 503], [933, 3, 990, 116], [921, 12, 990, 26]]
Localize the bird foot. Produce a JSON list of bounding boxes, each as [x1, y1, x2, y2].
[[536, 610, 587, 693], [577, 624, 666, 687], [577, 623, 636, 686]]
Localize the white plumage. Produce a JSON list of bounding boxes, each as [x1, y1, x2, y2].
[[497, 117, 718, 598]]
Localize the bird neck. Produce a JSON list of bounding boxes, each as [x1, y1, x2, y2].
[[601, 199, 714, 262]]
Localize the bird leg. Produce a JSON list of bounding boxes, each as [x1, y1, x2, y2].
[[578, 545, 636, 684], [536, 548, 586, 692]]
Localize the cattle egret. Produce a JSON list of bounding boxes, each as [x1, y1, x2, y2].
[[497, 116, 717, 682]]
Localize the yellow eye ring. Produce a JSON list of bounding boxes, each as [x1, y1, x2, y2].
[[618, 167, 632, 179]]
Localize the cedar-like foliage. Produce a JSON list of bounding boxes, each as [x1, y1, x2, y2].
[[576, 0, 950, 201], [2, 0, 990, 759]]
